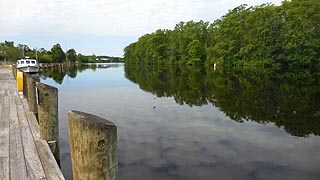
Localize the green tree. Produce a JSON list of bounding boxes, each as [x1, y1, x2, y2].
[[124, 0, 320, 68], [51, 44, 66, 63], [37, 49, 53, 63], [0, 43, 22, 62], [77, 53, 88, 63], [39, 53, 53, 63], [66, 48, 77, 63], [187, 40, 206, 60], [4, 41, 14, 48]]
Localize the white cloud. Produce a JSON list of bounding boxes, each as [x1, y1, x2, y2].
[[0, 0, 283, 56], [0, 0, 282, 37]]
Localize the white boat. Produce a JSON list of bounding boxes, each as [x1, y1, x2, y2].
[[16, 58, 39, 73]]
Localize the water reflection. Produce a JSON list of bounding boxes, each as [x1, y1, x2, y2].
[[39, 64, 320, 180], [124, 65, 320, 137], [40, 63, 123, 84]]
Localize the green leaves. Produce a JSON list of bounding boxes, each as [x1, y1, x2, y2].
[[51, 44, 66, 63], [66, 48, 77, 63], [124, 0, 320, 69], [124, 20, 209, 65], [187, 40, 206, 60]]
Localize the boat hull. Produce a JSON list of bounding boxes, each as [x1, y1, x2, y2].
[[18, 66, 39, 73]]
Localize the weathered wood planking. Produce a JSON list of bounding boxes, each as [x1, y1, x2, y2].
[[0, 68, 65, 180], [0, 69, 64, 180], [26, 112, 41, 139], [21, 75, 64, 179], [0, 69, 17, 96], [9, 96, 28, 180], [25, 108, 65, 179], [22, 98, 30, 112], [0, 96, 9, 180], [15, 96, 47, 179], [35, 140, 65, 180]]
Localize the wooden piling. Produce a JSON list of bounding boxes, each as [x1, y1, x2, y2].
[[23, 73, 28, 99], [16, 70, 23, 91], [68, 111, 118, 180], [36, 82, 60, 165], [25, 74, 40, 115], [12, 65, 17, 79]]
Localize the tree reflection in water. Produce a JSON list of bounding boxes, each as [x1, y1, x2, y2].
[[39, 63, 320, 180], [124, 64, 320, 137]]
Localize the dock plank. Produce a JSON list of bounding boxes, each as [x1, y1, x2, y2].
[[0, 96, 9, 180], [35, 140, 65, 180], [15, 96, 47, 180], [9, 96, 28, 180], [22, 98, 30, 112], [23, 94, 65, 179], [26, 112, 41, 139], [26, 112, 65, 179]]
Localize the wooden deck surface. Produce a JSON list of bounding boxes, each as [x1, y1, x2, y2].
[[0, 67, 65, 180]]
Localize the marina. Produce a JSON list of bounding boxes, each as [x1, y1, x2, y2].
[[0, 65, 118, 180]]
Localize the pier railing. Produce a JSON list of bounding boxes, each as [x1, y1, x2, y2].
[[12, 65, 118, 180]]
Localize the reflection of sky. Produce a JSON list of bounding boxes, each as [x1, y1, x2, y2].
[[41, 65, 135, 90], [41, 66, 320, 180]]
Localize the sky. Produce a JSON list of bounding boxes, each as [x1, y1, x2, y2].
[[0, 0, 282, 57]]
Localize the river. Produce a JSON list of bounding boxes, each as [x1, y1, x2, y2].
[[39, 63, 320, 180]]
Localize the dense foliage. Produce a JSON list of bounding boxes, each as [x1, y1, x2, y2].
[[0, 41, 122, 64], [124, 0, 320, 68], [51, 44, 66, 63]]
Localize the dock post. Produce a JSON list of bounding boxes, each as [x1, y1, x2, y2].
[[16, 70, 23, 91], [36, 82, 60, 165], [12, 65, 17, 79], [26, 74, 40, 115], [23, 73, 28, 98], [68, 111, 118, 180]]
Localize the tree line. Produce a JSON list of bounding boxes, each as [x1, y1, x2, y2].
[[0, 41, 123, 64], [124, 0, 320, 69]]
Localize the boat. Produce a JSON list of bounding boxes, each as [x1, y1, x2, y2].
[[16, 58, 39, 73]]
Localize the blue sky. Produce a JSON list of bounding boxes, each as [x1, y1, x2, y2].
[[0, 0, 282, 57]]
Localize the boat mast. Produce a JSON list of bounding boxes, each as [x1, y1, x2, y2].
[[35, 48, 38, 60], [65, 45, 68, 63]]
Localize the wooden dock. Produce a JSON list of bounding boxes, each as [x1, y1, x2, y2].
[[0, 67, 64, 180]]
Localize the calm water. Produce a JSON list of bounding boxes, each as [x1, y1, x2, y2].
[[39, 63, 320, 180]]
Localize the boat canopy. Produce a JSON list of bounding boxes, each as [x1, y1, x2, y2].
[[17, 59, 37, 65]]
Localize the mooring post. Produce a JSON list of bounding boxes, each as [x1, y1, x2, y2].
[[23, 72, 29, 98], [36, 82, 60, 165], [26, 74, 40, 115], [68, 111, 118, 180], [16, 69, 23, 91], [12, 65, 17, 79]]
